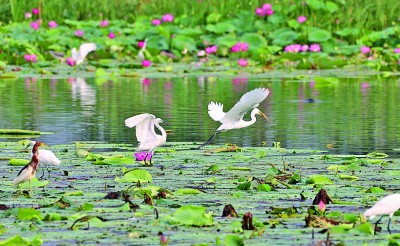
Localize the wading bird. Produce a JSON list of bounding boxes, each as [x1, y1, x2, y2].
[[14, 141, 46, 193], [364, 194, 400, 234], [71, 43, 97, 66], [137, 38, 148, 62], [199, 87, 270, 148], [27, 140, 61, 179], [125, 113, 167, 165]]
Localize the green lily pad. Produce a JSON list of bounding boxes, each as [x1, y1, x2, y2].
[[166, 205, 213, 226], [115, 169, 152, 183], [306, 175, 334, 185], [175, 188, 201, 195], [9, 159, 30, 166], [17, 208, 43, 221]]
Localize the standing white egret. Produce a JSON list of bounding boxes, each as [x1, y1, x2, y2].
[[125, 113, 167, 165], [71, 43, 97, 65], [199, 87, 270, 148], [364, 194, 400, 234], [137, 38, 148, 62], [14, 141, 45, 193], [27, 140, 61, 179]]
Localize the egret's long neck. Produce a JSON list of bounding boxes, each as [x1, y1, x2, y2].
[[241, 109, 258, 128], [155, 122, 167, 140]]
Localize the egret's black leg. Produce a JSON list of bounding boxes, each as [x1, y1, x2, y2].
[[374, 215, 384, 235], [144, 153, 149, 165], [48, 167, 51, 180], [198, 131, 220, 149], [144, 152, 153, 166], [40, 168, 45, 179], [387, 217, 392, 234]]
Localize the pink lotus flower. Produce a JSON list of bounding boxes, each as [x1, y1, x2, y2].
[[238, 59, 248, 67], [152, 19, 162, 26], [74, 30, 84, 37], [100, 20, 109, 27], [360, 46, 371, 54], [134, 151, 152, 161], [24, 54, 37, 63], [231, 45, 240, 52], [231, 42, 249, 52], [162, 14, 174, 23], [48, 21, 57, 28], [30, 21, 40, 30], [160, 234, 168, 245], [284, 44, 301, 53], [24, 12, 32, 19], [309, 43, 321, 52], [142, 60, 152, 67], [66, 57, 75, 67], [394, 48, 400, 53], [205, 45, 217, 54], [256, 3, 274, 17], [300, 44, 309, 52], [108, 32, 115, 39], [32, 8, 39, 15], [297, 16, 307, 23], [318, 200, 326, 212], [138, 41, 145, 49]]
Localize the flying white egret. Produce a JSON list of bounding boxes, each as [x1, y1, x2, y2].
[[14, 141, 45, 193], [125, 113, 167, 165], [199, 87, 271, 148], [71, 43, 97, 65], [27, 140, 61, 179], [364, 194, 400, 234]]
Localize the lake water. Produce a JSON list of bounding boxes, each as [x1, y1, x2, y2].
[[1, 75, 399, 155]]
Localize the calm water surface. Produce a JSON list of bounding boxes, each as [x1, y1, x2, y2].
[[0, 76, 399, 155]]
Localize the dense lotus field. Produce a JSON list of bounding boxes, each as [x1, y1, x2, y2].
[[1, 1, 400, 79]]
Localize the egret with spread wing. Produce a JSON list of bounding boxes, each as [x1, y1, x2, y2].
[[125, 113, 167, 165], [71, 43, 97, 66], [199, 87, 270, 148], [27, 141, 60, 179]]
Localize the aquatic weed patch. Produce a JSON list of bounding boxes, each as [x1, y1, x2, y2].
[[0, 141, 400, 244]]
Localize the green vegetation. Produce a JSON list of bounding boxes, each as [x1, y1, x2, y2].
[[1, 141, 400, 244], [1, 0, 399, 31], [0, 0, 399, 73]]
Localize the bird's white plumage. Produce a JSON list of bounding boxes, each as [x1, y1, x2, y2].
[[72, 43, 97, 65], [125, 113, 167, 154], [364, 194, 400, 219], [29, 141, 61, 166], [208, 88, 270, 131]]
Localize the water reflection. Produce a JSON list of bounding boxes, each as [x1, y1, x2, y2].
[[0, 76, 400, 155], [70, 78, 96, 117]]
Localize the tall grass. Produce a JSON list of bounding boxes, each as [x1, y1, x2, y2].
[[0, 0, 399, 31]]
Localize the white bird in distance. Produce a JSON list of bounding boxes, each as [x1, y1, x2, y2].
[[71, 43, 97, 65]]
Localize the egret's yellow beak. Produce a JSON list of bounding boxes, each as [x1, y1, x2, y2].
[[40, 142, 49, 147], [258, 111, 271, 123]]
